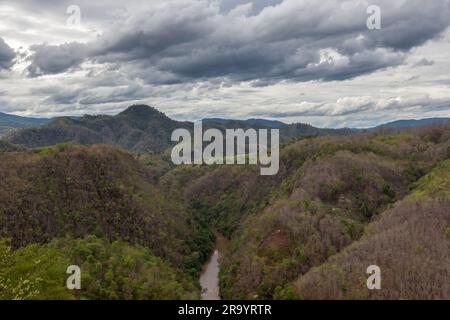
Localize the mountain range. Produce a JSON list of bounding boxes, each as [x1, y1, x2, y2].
[[203, 118, 287, 127], [0, 112, 50, 137], [1, 105, 350, 152], [374, 117, 450, 129], [1, 117, 449, 299], [2, 107, 449, 150]]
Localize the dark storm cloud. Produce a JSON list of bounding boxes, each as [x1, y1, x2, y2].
[[78, 84, 148, 105], [0, 37, 16, 70], [25, 0, 450, 85], [27, 42, 88, 76], [42, 88, 82, 105], [38, 78, 150, 107]]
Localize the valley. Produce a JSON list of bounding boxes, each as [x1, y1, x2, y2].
[[1, 0, 450, 306], [0, 105, 449, 300]]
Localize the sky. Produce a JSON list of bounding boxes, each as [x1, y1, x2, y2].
[[0, 0, 450, 128]]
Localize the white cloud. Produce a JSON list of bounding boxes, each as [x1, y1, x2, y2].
[[0, 0, 449, 127]]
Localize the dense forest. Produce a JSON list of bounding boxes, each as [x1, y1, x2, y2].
[[0, 105, 449, 299]]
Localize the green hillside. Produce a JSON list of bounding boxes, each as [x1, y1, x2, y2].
[[0, 144, 215, 299], [0, 236, 198, 300]]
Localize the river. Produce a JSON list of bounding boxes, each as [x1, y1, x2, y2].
[[199, 234, 227, 300], [199, 248, 221, 300]]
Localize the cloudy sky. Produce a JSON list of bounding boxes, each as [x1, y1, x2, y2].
[[1, 0, 450, 128]]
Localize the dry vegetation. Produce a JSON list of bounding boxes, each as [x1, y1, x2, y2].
[[212, 125, 450, 299], [1, 122, 450, 300], [287, 198, 450, 299]]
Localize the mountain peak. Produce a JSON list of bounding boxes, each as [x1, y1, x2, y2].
[[119, 104, 165, 118], [116, 104, 176, 132]]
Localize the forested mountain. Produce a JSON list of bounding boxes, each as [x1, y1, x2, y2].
[[283, 158, 450, 299], [375, 117, 450, 129], [0, 112, 50, 137], [0, 106, 449, 300], [0, 144, 213, 299], [4, 105, 448, 153], [2, 105, 350, 152], [3, 105, 189, 152]]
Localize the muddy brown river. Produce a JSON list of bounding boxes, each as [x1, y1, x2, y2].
[[199, 248, 221, 300], [199, 234, 228, 300]]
